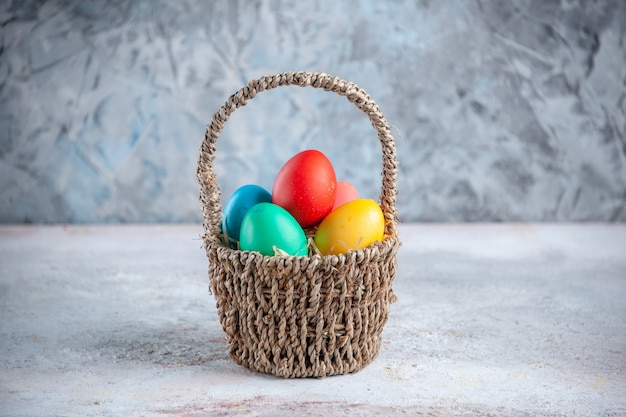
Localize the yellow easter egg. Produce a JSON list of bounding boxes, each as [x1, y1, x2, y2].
[[313, 198, 385, 256]]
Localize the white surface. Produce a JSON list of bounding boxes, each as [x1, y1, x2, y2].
[[1, 224, 625, 416]]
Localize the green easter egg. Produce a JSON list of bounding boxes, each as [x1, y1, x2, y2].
[[239, 203, 308, 256]]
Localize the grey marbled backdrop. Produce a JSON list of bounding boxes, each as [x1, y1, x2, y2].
[[1, 0, 625, 223]]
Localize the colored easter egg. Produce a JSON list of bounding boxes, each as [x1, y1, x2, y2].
[[272, 150, 337, 228], [239, 203, 308, 256], [332, 180, 359, 210], [222, 184, 272, 247], [313, 199, 385, 256]]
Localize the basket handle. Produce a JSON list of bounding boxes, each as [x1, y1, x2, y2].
[[197, 71, 399, 240]]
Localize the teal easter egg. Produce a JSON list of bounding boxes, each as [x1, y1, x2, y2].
[[239, 203, 308, 256], [222, 184, 272, 247]]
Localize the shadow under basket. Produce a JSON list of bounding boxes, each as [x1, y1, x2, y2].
[[197, 71, 401, 378]]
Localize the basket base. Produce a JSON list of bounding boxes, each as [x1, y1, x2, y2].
[[227, 332, 383, 378]]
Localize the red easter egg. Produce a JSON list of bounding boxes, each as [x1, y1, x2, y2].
[[272, 150, 337, 228]]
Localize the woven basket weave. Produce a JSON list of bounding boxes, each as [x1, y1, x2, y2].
[[197, 71, 400, 378]]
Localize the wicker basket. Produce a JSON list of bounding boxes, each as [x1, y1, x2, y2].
[[197, 71, 400, 378]]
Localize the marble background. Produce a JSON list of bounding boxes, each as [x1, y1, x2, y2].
[[1, 0, 625, 223]]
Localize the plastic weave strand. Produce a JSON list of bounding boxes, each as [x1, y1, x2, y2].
[[197, 71, 400, 378]]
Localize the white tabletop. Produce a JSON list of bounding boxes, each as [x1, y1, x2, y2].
[[1, 224, 625, 416]]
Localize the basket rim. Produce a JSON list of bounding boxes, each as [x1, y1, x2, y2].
[[205, 231, 400, 263], [197, 71, 399, 243]]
